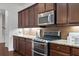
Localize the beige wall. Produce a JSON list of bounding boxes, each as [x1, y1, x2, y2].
[[42, 26, 79, 39]]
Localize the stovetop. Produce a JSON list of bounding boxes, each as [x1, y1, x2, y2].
[[34, 31, 61, 43], [34, 37, 61, 43]]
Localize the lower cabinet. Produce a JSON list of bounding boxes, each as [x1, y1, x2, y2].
[[13, 36, 79, 56], [71, 47, 79, 56], [25, 38, 32, 56], [13, 36, 32, 56], [50, 50, 70, 56], [49, 43, 71, 56], [19, 37, 26, 55]]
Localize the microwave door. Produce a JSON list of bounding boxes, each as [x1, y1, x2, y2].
[[38, 16, 49, 25]]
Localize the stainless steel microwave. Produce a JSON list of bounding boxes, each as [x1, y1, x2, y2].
[[38, 11, 55, 26]]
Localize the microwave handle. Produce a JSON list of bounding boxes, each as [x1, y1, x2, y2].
[[48, 14, 51, 22]]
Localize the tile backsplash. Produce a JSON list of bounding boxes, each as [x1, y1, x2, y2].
[[22, 28, 41, 36]]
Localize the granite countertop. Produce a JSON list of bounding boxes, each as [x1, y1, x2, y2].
[[13, 34, 79, 48], [13, 34, 36, 39], [50, 39, 79, 48]]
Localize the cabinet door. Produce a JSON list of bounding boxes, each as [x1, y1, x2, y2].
[[21, 11, 25, 28], [24, 9, 29, 27], [68, 4, 79, 24], [38, 3, 45, 13], [19, 37, 26, 55], [34, 4, 38, 27], [71, 47, 79, 56], [29, 7, 35, 27], [57, 3, 68, 24], [13, 36, 20, 53], [13, 36, 17, 51], [45, 3, 55, 12], [18, 12, 22, 28], [25, 38, 32, 56], [50, 50, 70, 56]]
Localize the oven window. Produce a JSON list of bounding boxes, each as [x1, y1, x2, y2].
[[34, 42, 47, 54]]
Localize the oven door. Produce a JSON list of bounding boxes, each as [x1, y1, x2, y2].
[[33, 40, 48, 56]]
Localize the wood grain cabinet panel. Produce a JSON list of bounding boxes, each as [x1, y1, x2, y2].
[[38, 3, 45, 13], [29, 6, 35, 27], [24, 9, 29, 27], [50, 43, 70, 54], [49, 43, 71, 56], [45, 3, 55, 12], [25, 38, 32, 56], [18, 12, 22, 28], [50, 50, 70, 56], [68, 4, 79, 24], [21, 11, 25, 28], [19, 38, 26, 55], [34, 4, 38, 27], [57, 3, 68, 24], [13, 36, 18, 52], [13, 36, 20, 53], [13, 36, 32, 56], [71, 47, 79, 56]]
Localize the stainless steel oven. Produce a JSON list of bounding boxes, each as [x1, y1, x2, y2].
[[32, 40, 48, 56], [32, 31, 61, 56]]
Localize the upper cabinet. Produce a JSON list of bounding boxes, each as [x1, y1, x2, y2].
[[18, 3, 79, 28], [18, 9, 29, 28], [38, 3, 55, 14], [57, 3, 79, 25], [24, 9, 29, 27], [38, 3, 45, 13], [57, 3, 68, 24], [18, 3, 56, 28], [21, 10, 25, 28], [45, 3, 55, 12], [68, 4, 79, 24], [29, 6, 35, 27], [34, 4, 38, 27], [18, 12, 22, 28]]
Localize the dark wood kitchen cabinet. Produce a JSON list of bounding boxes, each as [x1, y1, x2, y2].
[[68, 4, 79, 24], [25, 38, 32, 56], [13, 36, 19, 52], [34, 4, 38, 27], [13, 36, 32, 56], [22, 9, 29, 28], [38, 3, 45, 13], [24, 9, 29, 27], [38, 3, 55, 14], [28, 4, 38, 27], [18, 12, 22, 28], [57, 3, 68, 24], [21, 10, 25, 28], [19, 37, 26, 55], [71, 47, 79, 56], [49, 43, 71, 56], [29, 6, 35, 27], [18, 3, 56, 28], [45, 3, 55, 12]]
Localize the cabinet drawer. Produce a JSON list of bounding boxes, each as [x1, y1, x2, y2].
[[50, 43, 70, 53], [50, 50, 70, 56], [72, 47, 79, 56]]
